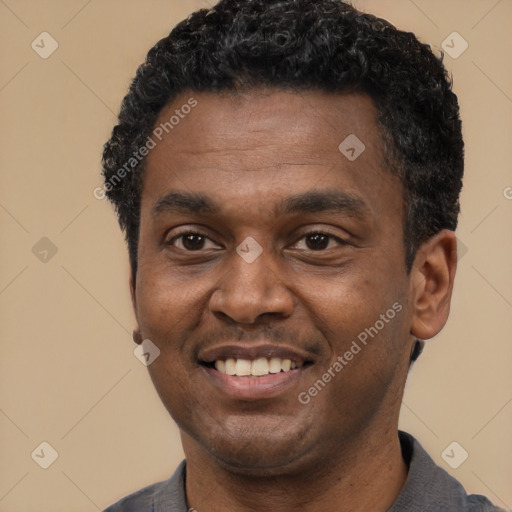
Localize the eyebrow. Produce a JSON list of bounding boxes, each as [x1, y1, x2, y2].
[[280, 190, 367, 217], [152, 190, 368, 219], [153, 192, 219, 217]]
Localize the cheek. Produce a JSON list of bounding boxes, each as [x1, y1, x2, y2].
[[301, 270, 389, 330], [135, 269, 205, 419], [298, 264, 408, 371], [306, 276, 408, 412], [135, 261, 202, 334]]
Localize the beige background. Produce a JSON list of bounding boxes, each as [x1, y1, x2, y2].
[[0, 0, 511, 510]]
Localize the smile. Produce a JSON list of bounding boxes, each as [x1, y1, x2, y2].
[[214, 357, 299, 377], [198, 344, 315, 400]]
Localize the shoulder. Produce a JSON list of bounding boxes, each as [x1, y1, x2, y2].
[[103, 460, 187, 512], [103, 480, 167, 512], [391, 432, 505, 512]]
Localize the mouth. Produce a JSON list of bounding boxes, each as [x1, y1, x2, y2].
[[198, 344, 315, 400], [205, 357, 304, 376]]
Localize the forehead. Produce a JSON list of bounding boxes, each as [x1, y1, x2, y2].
[[141, 89, 401, 223], [147, 89, 383, 161]]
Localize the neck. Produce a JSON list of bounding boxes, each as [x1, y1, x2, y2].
[[183, 425, 408, 512]]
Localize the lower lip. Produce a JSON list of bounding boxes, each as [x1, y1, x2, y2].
[[202, 366, 304, 401]]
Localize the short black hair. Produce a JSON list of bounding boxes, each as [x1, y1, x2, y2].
[[102, 0, 463, 282]]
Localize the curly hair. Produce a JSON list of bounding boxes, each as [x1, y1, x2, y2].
[[102, 0, 463, 284]]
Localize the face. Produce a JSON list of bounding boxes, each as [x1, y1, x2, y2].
[[132, 90, 417, 474]]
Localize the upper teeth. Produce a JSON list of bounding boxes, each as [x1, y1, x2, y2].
[[215, 358, 297, 377]]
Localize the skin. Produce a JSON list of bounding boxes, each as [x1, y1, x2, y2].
[[130, 89, 457, 512]]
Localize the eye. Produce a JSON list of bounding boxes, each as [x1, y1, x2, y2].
[[167, 231, 221, 251], [292, 231, 348, 251]]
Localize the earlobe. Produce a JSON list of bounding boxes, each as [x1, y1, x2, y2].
[[132, 328, 143, 345], [409, 230, 457, 341]]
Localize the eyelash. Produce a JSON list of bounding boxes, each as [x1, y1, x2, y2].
[[167, 230, 349, 251]]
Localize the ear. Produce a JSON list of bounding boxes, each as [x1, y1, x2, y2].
[[409, 230, 458, 340], [130, 272, 143, 345]]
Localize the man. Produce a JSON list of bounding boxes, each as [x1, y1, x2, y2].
[[101, 0, 503, 510]]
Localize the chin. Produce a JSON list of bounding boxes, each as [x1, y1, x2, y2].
[[211, 444, 309, 477], [190, 415, 318, 476]]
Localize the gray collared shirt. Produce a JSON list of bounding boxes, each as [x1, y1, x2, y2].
[[103, 431, 505, 511]]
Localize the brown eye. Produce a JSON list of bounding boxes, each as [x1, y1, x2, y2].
[[181, 233, 206, 250], [168, 232, 219, 251], [305, 233, 330, 250], [293, 231, 347, 251]]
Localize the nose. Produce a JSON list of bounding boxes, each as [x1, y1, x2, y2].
[[209, 244, 294, 324]]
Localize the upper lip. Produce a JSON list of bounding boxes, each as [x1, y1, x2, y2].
[[198, 343, 316, 366]]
